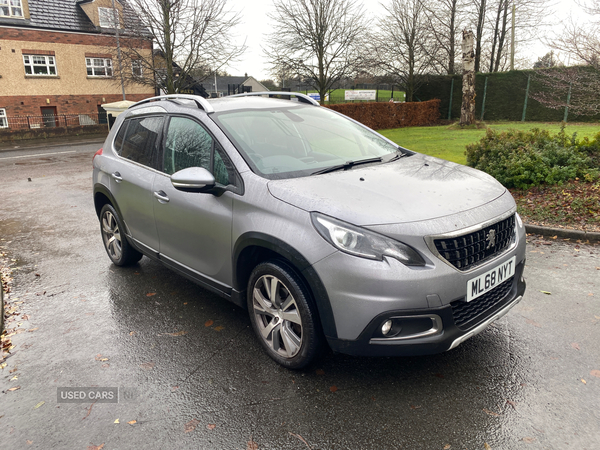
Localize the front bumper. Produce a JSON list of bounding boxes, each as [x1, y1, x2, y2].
[[326, 259, 526, 357]]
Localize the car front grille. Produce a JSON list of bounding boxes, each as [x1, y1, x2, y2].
[[451, 276, 514, 330], [433, 215, 516, 271]]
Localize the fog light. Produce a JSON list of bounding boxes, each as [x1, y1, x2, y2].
[[381, 320, 393, 335]]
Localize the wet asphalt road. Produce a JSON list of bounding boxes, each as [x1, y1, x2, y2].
[[0, 141, 599, 450]]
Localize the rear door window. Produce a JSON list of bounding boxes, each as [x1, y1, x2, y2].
[[117, 116, 164, 169]]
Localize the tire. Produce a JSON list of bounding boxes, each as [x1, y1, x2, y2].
[[99, 204, 143, 266], [247, 260, 322, 369]]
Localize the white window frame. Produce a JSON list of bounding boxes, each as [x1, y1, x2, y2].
[[132, 60, 143, 77], [0, 108, 8, 129], [23, 54, 57, 76], [0, 0, 23, 18], [98, 7, 119, 28], [86, 57, 113, 77]]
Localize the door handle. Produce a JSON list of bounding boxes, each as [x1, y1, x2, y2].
[[153, 190, 170, 203], [111, 172, 123, 183]]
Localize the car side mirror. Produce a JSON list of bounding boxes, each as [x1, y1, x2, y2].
[[171, 167, 219, 194]]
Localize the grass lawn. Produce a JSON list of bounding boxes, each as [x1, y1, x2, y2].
[[378, 122, 600, 165], [303, 89, 406, 103]]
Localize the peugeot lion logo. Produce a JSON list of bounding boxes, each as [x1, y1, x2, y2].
[[486, 229, 496, 249]]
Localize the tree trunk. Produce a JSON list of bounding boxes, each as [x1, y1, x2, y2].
[[460, 30, 476, 125]]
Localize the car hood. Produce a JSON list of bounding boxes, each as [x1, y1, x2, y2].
[[267, 154, 507, 226]]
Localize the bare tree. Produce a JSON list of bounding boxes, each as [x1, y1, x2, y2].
[[461, 30, 476, 125], [369, 0, 433, 101], [116, 0, 245, 94], [550, 1, 600, 69], [472, 0, 487, 72], [264, 0, 368, 104], [420, 0, 468, 75], [531, 66, 600, 116]]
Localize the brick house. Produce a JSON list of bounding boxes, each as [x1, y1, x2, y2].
[[0, 0, 153, 129]]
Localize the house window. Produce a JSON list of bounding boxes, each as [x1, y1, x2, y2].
[[132, 60, 143, 77], [0, 109, 8, 128], [86, 58, 113, 77], [23, 55, 57, 76], [0, 0, 23, 17], [98, 7, 119, 28]]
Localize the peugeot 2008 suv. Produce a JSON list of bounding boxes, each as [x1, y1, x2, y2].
[[92, 92, 526, 369]]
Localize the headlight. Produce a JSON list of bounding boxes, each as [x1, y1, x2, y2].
[[311, 212, 425, 266]]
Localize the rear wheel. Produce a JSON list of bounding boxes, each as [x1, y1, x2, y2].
[[100, 204, 143, 266], [248, 261, 321, 369]]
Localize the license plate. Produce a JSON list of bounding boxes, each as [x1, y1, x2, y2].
[[467, 256, 516, 302]]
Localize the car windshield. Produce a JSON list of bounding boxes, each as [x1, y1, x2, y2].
[[212, 104, 400, 179]]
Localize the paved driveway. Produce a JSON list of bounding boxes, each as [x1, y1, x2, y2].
[[1, 142, 599, 449]]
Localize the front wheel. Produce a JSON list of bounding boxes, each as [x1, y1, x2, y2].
[[99, 204, 143, 266], [247, 261, 322, 369]]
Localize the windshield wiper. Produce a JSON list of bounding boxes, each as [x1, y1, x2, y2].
[[311, 156, 383, 175]]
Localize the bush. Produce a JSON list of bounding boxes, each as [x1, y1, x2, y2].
[[465, 127, 600, 189]]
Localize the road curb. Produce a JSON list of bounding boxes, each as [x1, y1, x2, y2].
[[525, 223, 600, 244]]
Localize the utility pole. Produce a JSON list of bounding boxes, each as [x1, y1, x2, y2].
[[111, 0, 126, 100], [510, 2, 515, 71]]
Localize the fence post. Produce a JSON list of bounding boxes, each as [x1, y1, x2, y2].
[[521, 74, 531, 122], [480, 77, 488, 121], [63, 115, 68, 128], [563, 83, 572, 123], [448, 77, 454, 120]]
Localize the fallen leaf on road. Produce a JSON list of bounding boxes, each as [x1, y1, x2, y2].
[[10, 375, 17, 380], [114, 419, 120, 424], [539, 290, 552, 295], [33, 401, 44, 409], [206, 423, 216, 430], [26, 440, 32, 445], [0, 363, 6, 370], [214, 326, 224, 331], [168, 331, 187, 336], [581, 379, 586, 384], [8, 386, 20, 391], [127, 420, 136, 425], [523, 437, 535, 443], [146, 293, 156, 297], [443, 445, 451, 450], [506, 400, 517, 409], [590, 370, 600, 378], [289, 432, 311, 449], [87, 444, 104, 450], [329, 385, 338, 393], [94, 354, 108, 362], [139, 362, 155, 370], [129, 331, 135, 336], [571, 343, 580, 350], [184, 418, 200, 433], [483, 409, 500, 417], [205, 320, 214, 327], [247, 440, 259, 450], [27, 328, 38, 332], [484, 444, 492, 450]]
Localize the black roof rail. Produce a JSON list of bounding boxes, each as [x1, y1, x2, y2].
[[129, 94, 214, 114], [228, 91, 320, 106]]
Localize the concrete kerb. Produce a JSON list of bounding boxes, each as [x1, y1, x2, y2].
[[525, 224, 600, 244]]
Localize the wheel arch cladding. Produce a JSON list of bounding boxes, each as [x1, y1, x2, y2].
[[93, 185, 120, 219], [233, 232, 338, 339]]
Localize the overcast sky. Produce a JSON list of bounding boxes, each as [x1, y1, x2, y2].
[[224, 0, 587, 81]]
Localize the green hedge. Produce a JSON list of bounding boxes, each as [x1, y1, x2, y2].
[[415, 68, 600, 123]]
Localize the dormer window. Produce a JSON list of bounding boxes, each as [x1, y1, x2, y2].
[[98, 7, 119, 28], [0, 0, 23, 17]]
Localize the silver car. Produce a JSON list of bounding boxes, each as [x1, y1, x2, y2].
[[92, 92, 526, 369]]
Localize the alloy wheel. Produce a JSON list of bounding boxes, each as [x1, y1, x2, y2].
[[101, 210, 122, 261], [252, 274, 303, 358]]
